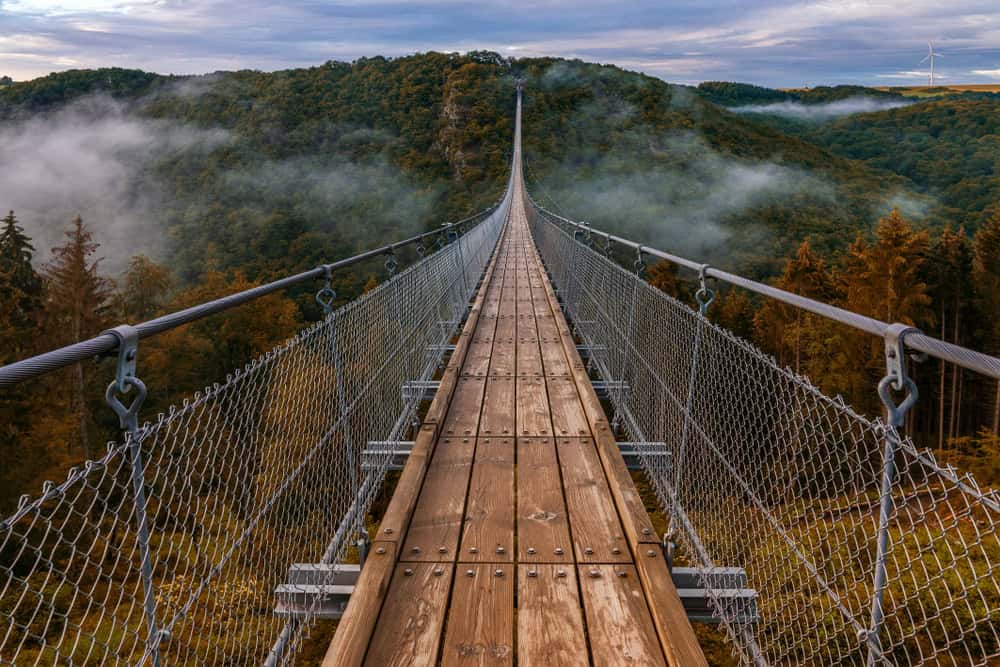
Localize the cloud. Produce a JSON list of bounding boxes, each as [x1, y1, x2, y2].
[[731, 97, 913, 120], [972, 68, 1000, 77], [2, 1, 1000, 86], [0, 96, 229, 273]]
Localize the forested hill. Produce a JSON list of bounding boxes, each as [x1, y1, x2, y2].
[[3, 54, 916, 284]]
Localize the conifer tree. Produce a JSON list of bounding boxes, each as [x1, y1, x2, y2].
[[0, 211, 43, 363], [974, 210, 1000, 434], [44, 216, 113, 459]]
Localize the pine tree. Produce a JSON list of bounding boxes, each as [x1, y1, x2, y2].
[[926, 227, 974, 446], [974, 210, 1000, 434], [118, 255, 172, 321], [0, 211, 44, 363], [44, 216, 114, 459], [754, 240, 837, 373]]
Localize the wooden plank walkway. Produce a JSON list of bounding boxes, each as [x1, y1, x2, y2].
[[324, 96, 706, 667]]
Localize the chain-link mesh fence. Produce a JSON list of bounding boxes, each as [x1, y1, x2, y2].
[[526, 200, 999, 666], [0, 199, 508, 666]]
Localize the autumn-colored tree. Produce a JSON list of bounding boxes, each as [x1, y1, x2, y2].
[[646, 260, 685, 300], [0, 211, 43, 363], [809, 210, 932, 417], [117, 254, 172, 321], [754, 240, 838, 373], [974, 210, 1000, 434], [43, 216, 114, 459]]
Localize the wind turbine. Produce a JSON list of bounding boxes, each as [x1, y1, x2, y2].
[[919, 41, 943, 87]]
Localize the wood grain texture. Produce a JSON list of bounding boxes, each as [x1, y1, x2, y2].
[[517, 564, 589, 667], [517, 437, 572, 564], [546, 376, 591, 437], [362, 562, 454, 667], [577, 565, 667, 667], [556, 437, 631, 563], [479, 377, 515, 436], [459, 437, 514, 562], [633, 546, 709, 667], [516, 375, 552, 437], [488, 339, 516, 377], [440, 564, 514, 667], [516, 337, 543, 377], [321, 541, 398, 667], [441, 377, 485, 437], [401, 437, 475, 562]]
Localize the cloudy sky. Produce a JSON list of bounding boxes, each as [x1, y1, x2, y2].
[[2, 0, 1000, 87]]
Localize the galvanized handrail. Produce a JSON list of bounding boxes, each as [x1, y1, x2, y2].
[[0, 208, 498, 388], [528, 199, 1000, 381]]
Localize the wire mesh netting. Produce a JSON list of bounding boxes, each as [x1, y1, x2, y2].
[[526, 200, 1000, 666], [0, 199, 508, 666]]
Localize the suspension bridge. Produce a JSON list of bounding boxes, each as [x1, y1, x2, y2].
[[1, 87, 998, 666]]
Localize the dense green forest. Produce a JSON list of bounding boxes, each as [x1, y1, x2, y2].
[[1, 53, 998, 518]]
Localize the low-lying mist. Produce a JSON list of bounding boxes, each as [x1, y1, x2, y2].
[[730, 96, 912, 120]]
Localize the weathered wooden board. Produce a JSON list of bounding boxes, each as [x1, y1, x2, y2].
[[516, 338, 543, 377], [459, 437, 514, 562], [362, 562, 454, 667], [516, 375, 552, 437], [516, 437, 572, 564], [488, 339, 516, 377], [556, 437, 631, 563], [479, 377, 515, 437], [441, 378, 485, 437], [440, 564, 514, 667], [517, 564, 589, 667], [577, 565, 667, 667], [401, 437, 475, 561], [546, 376, 591, 437]]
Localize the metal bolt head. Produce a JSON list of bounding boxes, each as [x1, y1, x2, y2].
[[404, 568, 414, 577], [647, 549, 656, 557], [466, 569, 475, 577], [494, 568, 504, 577], [556, 569, 567, 578], [434, 568, 444, 577], [612, 547, 621, 555], [642, 527, 652, 536], [617, 570, 627, 578], [554, 547, 564, 555], [527, 547, 536, 555], [528, 569, 538, 578], [384, 527, 393, 534], [496, 546, 505, 554], [589, 569, 601, 578], [412, 546, 421, 554], [375, 547, 386, 555], [584, 547, 594, 555], [470, 546, 479, 554], [438, 547, 447, 554]]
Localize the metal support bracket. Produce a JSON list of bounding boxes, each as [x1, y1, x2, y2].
[[695, 263, 715, 315], [102, 325, 146, 433], [316, 265, 336, 315]]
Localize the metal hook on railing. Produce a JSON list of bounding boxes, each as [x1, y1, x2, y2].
[[103, 325, 145, 433], [315, 265, 336, 316], [878, 323, 921, 426], [633, 246, 646, 278], [695, 263, 715, 316], [603, 235, 614, 259], [384, 249, 399, 277]]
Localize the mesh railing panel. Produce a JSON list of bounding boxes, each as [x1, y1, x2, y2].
[[527, 201, 1000, 667], [0, 203, 507, 666]]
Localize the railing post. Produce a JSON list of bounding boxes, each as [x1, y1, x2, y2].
[[103, 325, 163, 667], [865, 324, 920, 666], [667, 265, 715, 546]]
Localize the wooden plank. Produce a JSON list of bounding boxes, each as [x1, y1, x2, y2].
[[441, 377, 485, 437], [362, 562, 454, 667], [516, 313, 538, 339], [556, 437, 631, 563], [516, 337, 543, 377], [459, 437, 514, 562], [577, 565, 667, 667], [440, 564, 514, 667], [462, 340, 494, 378], [546, 376, 591, 437], [517, 564, 589, 667], [633, 546, 710, 667], [479, 377, 515, 436], [539, 338, 570, 377], [401, 437, 475, 561], [494, 315, 517, 339], [376, 423, 438, 540], [488, 339, 516, 377], [321, 541, 398, 667], [517, 438, 572, 564], [534, 315, 561, 341], [498, 298, 516, 320], [516, 375, 551, 437]]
